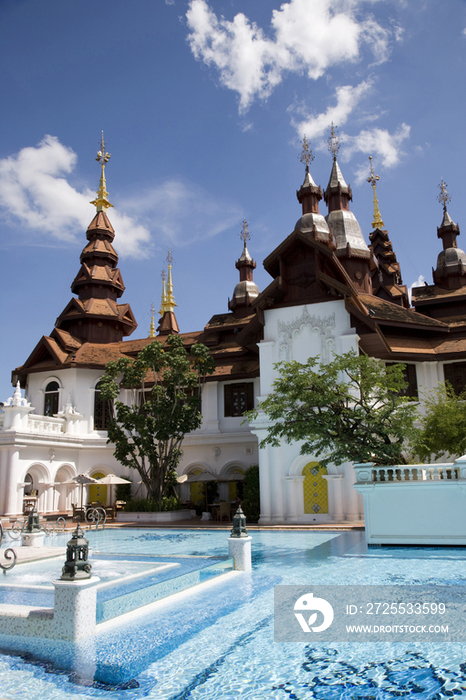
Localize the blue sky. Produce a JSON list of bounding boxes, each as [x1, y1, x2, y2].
[[0, 0, 465, 401]]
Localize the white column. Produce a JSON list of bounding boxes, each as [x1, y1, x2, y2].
[[5, 448, 24, 516], [343, 463, 360, 521], [0, 448, 7, 514], [269, 445, 285, 524], [284, 476, 304, 523], [44, 482, 55, 513], [257, 445, 272, 525], [323, 474, 344, 521]]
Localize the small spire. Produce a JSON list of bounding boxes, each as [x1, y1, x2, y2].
[[149, 302, 156, 337], [438, 179, 451, 213], [165, 249, 177, 313], [240, 219, 250, 245], [239, 219, 253, 262], [367, 156, 385, 229], [90, 131, 114, 212], [299, 135, 317, 187], [327, 122, 341, 161], [159, 269, 167, 316]]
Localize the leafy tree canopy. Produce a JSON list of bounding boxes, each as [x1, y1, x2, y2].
[[99, 335, 214, 509], [409, 382, 466, 462], [246, 351, 418, 467]]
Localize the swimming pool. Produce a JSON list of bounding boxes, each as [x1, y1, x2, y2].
[[1, 528, 466, 698]]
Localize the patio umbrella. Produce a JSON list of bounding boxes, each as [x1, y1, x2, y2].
[[95, 474, 131, 506], [63, 474, 99, 508], [186, 472, 217, 510]]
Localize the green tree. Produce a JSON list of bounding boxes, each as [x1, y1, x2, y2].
[[409, 382, 466, 461], [99, 335, 214, 511], [246, 351, 418, 467]]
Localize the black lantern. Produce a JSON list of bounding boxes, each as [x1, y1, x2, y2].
[[230, 505, 248, 538], [61, 524, 92, 580]]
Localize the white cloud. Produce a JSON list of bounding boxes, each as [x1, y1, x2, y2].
[[343, 123, 411, 171], [119, 179, 242, 247], [0, 137, 242, 257], [186, 0, 392, 113], [290, 80, 373, 140], [0, 136, 151, 257]]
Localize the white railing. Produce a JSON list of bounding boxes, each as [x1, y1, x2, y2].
[[354, 462, 463, 483], [28, 415, 66, 434]]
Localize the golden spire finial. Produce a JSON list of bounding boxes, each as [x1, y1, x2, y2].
[[367, 156, 384, 229], [327, 122, 341, 161], [240, 219, 250, 246], [437, 179, 451, 213], [90, 131, 113, 212], [159, 269, 167, 316], [165, 249, 177, 313], [149, 302, 156, 337], [299, 135, 315, 170]]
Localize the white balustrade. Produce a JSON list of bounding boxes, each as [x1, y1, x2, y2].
[[354, 462, 461, 484], [27, 415, 65, 434]]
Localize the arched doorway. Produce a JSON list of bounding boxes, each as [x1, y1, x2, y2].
[[88, 472, 108, 505], [302, 461, 328, 514], [190, 469, 206, 508]]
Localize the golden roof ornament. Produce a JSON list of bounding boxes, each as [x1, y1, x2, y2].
[[437, 179, 451, 213], [90, 131, 113, 212], [327, 122, 341, 161], [149, 302, 156, 337], [159, 269, 167, 316], [367, 156, 384, 229], [165, 249, 177, 313]]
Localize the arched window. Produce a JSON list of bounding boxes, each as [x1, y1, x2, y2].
[[94, 381, 112, 430], [44, 381, 59, 416]]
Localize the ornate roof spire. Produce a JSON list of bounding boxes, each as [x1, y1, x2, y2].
[[157, 250, 179, 335], [327, 122, 341, 162], [229, 219, 259, 317], [296, 135, 323, 219], [437, 179, 453, 227], [90, 132, 113, 212], [367, 156, 385, 230], [149, 302, 156, 338], [299, 135, 316, 187], [55, 134, 137, 343], [438, 179, 451, 212], [159, 269, 167, 316], [432, 179, 465, 289], [165, 249, 177, 313]]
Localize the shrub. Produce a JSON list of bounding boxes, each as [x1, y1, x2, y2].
[[242, 465, 260, 523], [123, 496, 181, 512]]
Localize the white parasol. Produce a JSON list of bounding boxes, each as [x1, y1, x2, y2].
[[63, 474, 99, 508], [95, 473, 132, 506]]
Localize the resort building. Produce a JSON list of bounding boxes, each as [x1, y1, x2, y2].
[[2, 137, 466, 524]]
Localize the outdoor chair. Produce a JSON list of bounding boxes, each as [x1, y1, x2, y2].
[[218, 501, 231, 522], [72, 503, 85, 522]]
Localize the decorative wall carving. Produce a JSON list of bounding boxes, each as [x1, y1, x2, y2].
[[278, 307, 335, 363]]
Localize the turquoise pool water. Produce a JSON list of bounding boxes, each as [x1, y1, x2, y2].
[[1, 528, 466, 698]]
